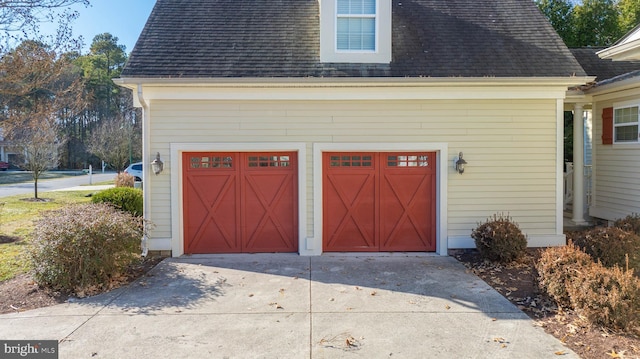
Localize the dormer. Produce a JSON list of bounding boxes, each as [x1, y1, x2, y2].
[[319, 0, 392, 63]]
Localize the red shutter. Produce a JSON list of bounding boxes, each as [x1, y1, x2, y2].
[[602, 107, 613, 145]]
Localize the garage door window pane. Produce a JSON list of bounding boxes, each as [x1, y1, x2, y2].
[[190, 156, 233, 169], [387, 154, 428, 167], [248, 155, 290, 167], [330, 154, 373, 167]]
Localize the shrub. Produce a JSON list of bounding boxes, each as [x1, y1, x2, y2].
[[92, 187, 143, 217], [30, 203, 144, 295], [471, 213, 527, 263], [536, 243, 593, 308], [572, 226, 640, 274], [567, 262, 640, 334], [614, 213, 640, 236], [115, 172, 135, 188]]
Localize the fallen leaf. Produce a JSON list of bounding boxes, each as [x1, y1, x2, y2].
[[445, 304, 451, 310], [607, 350, 624, 358], [554, 351, 566, 355], [370, 291, 377, 296], [346, 337, 356, 347]]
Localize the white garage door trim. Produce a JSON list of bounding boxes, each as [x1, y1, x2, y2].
[[170, 142, 307, 257], [312, 143, 448, 256]]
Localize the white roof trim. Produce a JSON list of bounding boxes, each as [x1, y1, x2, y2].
[[598, 25, 640, 60], [597, 38, 640, 61], [115, 76, 594, 88]]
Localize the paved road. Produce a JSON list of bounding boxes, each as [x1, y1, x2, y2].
[[0, 171, 117, 198]]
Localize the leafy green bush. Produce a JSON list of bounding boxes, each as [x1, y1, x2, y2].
[[471, 213, 527, 263], [92, 187, 143, 217], [115, 172, 134, 188], [30, 203, 144, 295], [567, 262, 640, 334], [572, 226, 640, 274], [536, 243, 593, 308]]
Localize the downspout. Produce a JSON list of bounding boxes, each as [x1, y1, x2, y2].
[[137, 84, 150, 257]]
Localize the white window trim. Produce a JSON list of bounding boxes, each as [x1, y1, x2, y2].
[[320, 0, 391, 63], [613, 100, 640, 144], [335, 0, 378, 53]]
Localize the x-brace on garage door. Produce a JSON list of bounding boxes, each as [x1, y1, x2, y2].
[[323, 152, 436, 252], [183, 152, 298, 254]]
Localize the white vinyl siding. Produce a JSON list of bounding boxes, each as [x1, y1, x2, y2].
[[591, 91, 640, 221], [147, 99, 560, 245]]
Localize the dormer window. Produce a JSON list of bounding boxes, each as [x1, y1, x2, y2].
[[336, 0, 376, 51], [320, 0, 391, 63]]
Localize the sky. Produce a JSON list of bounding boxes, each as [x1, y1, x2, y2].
[[61, 0, 156, 54]]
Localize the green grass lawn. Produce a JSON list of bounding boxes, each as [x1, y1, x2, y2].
[[0, 190, 99, 281]]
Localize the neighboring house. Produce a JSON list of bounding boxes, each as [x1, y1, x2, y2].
[[569, 27, 640, 222], [116, 0, 590, 256], [0, 128, 19, 166]]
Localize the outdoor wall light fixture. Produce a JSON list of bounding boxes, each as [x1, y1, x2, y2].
[[454, 152, 467, 174], [151, 152, 164, 175]]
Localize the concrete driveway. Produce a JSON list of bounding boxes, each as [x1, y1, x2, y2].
[[0, 255, 578, 358]]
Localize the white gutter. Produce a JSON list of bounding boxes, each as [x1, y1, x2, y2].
[[114, 76, 594, 88], [137, 84, 150, 257]]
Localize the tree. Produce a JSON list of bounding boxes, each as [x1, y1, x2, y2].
[[536, 0, 575, 46], [536, 0, 640, 47], [0, 0, 89, 31], [0, 40, 81, 198], [77, 33, 141, 170], [0, 0, 89, 51], [572, 0, 622, 47], [87, 103, 141, 172], [10, 118, 65, 199], [618, 0, 640, 35], [80, 33, 127, 119]]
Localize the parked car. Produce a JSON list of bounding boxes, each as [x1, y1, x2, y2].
[[124, 162, 143, 181], [0, 161, 9, 171]]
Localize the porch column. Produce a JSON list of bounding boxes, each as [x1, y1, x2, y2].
[[572, 103, 587, 225]]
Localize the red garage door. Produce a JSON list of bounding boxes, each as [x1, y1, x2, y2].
[[183, 152, 298, 254], [323, 152, 436, 252]]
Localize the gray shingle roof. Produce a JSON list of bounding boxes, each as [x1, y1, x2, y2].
[[121, 0, 586, 78], [570, 48, 640, 82]]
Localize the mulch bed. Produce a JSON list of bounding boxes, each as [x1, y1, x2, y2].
[[452, 249, 640, 359]]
